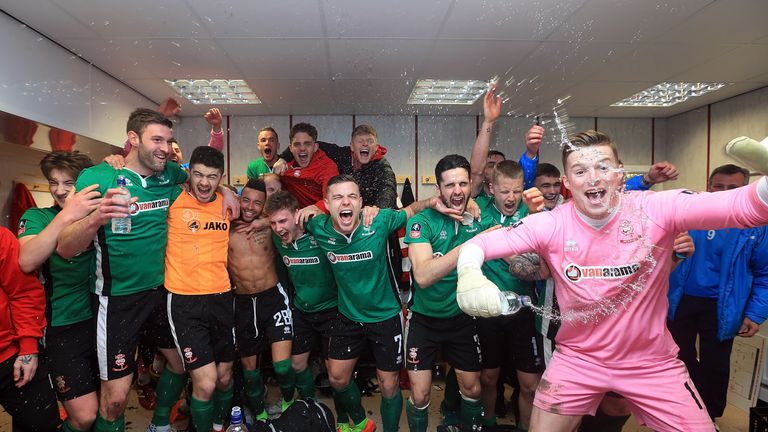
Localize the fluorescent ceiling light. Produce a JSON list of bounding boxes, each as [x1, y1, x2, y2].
[[407, 79, 488, 105], [164, 79, 262, 105], [611, 82, 728, 107]]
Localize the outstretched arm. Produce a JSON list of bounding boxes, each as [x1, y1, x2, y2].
[[470, 85, 502, 197]]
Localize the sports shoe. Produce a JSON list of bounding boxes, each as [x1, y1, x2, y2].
[[435, 425, 462, 432], [145, 424, 175, 432], [351, 418, 376, 432], [337, 424, 352, 432], [136, 382, 158, 410], [440, 400, 459, 426]]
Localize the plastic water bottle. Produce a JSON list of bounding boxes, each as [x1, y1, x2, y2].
[[225, 406, 246, 432], [500, 291, 533, 315], [111, 175, 132, 234]]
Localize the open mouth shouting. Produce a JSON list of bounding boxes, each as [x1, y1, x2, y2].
[[449, 195, 465, 210], [297, 151, 310, 166], [338, 209, 354, 226], [585, 188, 607, 205]]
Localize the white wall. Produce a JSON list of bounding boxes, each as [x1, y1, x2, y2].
[[665, 86, 768, 191], [0, 13, 154, 147]]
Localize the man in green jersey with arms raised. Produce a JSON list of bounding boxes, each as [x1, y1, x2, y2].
[[469, 87, 545, 431], [305, 174, 460, 432]]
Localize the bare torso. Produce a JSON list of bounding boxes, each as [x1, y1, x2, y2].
[[228, 223, 278, 295]]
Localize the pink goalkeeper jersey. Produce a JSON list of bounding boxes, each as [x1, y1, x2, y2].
[[468, 182, 768, 366]]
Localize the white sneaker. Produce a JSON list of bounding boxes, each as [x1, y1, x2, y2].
[[145, 424, 174, 432]]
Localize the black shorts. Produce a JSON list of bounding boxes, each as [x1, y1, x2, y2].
[[292, 307, 347, 357], [477, 308, 545, 373], [404, 311, 481, 372], [329, 312, 404, 372], [234, 284, 293, 358], [0, 353, 60, 431], [94, 287, 175, 380], [43, 319, 99, 401], [168, 291, 236, 371]]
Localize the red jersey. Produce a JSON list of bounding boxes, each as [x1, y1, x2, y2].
[[282, 149, 339, 212]]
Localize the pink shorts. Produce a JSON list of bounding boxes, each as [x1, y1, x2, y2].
[[535, 351, 715, 431]]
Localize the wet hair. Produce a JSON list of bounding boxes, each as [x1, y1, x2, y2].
[[326, 174, 359, 196], [709, 164, 749, 185], [562, 130, 619, 169], [39, 151, 94, 180], [491, 160, 523, 184], [189, 146, 224, 172], [264, 190, 300, 216], [258, 126, 279, 142], [289, 122, 318, 142], [244, 178, 266, 194], [126, 108, 173, 137], [435, 154, 470, 185], [536, 163, 561, 178], [351, 124, 378, 141], [488, 150, 506, 160]]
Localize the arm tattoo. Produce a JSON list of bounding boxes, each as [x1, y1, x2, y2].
[[485, 127, 491, 133], [508, 253, 542, 281], [20, 354, 33, 365]]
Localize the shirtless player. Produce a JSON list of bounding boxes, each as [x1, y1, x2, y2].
[[228, 178, 295, 421]]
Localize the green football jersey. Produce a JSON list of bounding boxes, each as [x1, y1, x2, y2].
[[246, 158, 271, 179], [475, 196, 533, 295], [306, 209, 406, 323], [272, 231, 338, 313], [404, 208, 491, 319], [75, 162, 186, 296], [18, 207, 94, 327]]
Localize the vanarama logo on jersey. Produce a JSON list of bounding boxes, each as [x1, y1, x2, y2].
[[563, 262, 640, 282], [283, 255, 320, 267], [130, 198, 170, 215], [326, 250, 373, 264]]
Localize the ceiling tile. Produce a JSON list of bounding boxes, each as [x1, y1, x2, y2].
[[327, 39, 433, 79], [51, 0, 211, 39], [548, 0, 714, 43], [440, 0, 588, 40], [655, 0, 768, 44], [186, 0, 324, 38], [322, 0, 452, 38], [220, 38, 330, 79]]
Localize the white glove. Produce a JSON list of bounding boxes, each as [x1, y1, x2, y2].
[[456, 264, 509, 317]]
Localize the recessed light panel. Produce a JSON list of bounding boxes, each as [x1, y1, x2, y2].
[[407, 79, 488, 105], [164, 79, 262, 105], [611, 82, 728, 107]]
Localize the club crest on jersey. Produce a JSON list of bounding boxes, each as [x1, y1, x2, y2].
[[407, 347, 419, 364], [55, 375, 70, 393], [564, 239, 578, 252], [563, 263, 640, 282], [439, 230, 447, 240], [326, 250, 373, 264], [183, 347, 197, 364], [410, 223, 421, 239], [619, 220, 640, 244], [293, 170, 301, 177], [112, 353, 128, 372]]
